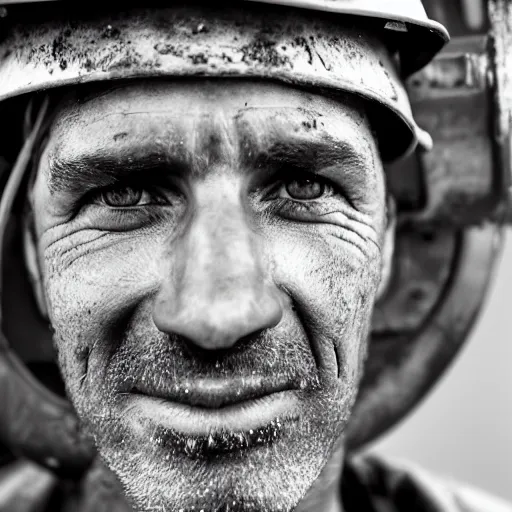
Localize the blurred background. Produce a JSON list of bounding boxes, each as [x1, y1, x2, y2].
[[372, 230, 512, 501], [368, 1, 510, 502]]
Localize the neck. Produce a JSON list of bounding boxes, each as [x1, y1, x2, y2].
[[295, 438, 345, 512]]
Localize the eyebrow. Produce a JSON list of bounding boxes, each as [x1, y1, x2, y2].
[[47, 134, 371, 194], [47, 150, 186, 194], [248, 138, 369, 175]]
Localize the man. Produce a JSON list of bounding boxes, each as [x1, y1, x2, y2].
[[0, 1, 509, 511]]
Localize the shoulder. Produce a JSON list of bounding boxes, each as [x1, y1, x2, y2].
[[348, 453, 512, 512]]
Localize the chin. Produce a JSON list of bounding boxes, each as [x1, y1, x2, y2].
[[90, 391, 348, 512]]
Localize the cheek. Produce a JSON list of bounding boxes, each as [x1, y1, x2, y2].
[[42, 231, 163, 395], [268, 223, 381, 387]]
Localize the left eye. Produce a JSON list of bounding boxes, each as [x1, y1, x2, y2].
[[95, 186, 152, 207], [282, 177, 326, 201]]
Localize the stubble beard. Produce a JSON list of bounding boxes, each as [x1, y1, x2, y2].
[[90, 390, 350, 512], [58, 323, 357, 512]]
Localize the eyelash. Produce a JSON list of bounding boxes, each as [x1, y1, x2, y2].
[[86, 184, 170, 207], [269, 171, 337, 197], [79, 194, 177, 232]]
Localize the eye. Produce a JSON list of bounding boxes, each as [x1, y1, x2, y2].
[[95, 186, 153, 207], [282, 177, 326, 201]]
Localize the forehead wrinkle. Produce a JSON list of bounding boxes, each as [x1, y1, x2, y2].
[[45, 93, 378, 191]]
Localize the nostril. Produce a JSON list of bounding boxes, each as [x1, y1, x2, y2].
[[178, 334, 232, 361]]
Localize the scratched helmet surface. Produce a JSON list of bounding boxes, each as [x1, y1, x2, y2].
[[0, 0, 449, 76], [0, 0, 449, 69], [247, 0, 449, 74]]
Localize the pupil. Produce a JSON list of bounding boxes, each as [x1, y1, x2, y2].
[[286, 179, 324, 200], [102, 187, 142, 207]]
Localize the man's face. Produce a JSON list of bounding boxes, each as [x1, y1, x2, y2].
[[30, 80, 388, 512]]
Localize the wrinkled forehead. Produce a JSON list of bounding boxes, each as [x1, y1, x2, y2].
[[52, 79, 368, 126], [45, 79, 377, 171]]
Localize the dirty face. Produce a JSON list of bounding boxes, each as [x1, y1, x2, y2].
[[30, 79, 390, 512]]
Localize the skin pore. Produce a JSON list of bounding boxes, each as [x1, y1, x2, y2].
[[27, 80, 392, 512]]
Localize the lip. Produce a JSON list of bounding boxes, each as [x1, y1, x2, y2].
[[132, 375, 297, 409], [128, 390, 299, 437], [124, 376, 301, 439]]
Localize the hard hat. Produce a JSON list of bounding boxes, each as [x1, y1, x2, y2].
[[0, 1, 455, 476], [0, 0, 449, 75], [0, 1, 448, 162]]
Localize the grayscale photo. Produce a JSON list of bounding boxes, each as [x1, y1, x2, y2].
[[0, 0, 509, 511]]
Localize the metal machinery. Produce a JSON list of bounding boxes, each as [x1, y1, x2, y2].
[[348, 0, 511, 448], [0, 0, 508, 493]]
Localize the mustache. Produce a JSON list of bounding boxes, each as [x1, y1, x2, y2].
[[101, 320, 320, 394]]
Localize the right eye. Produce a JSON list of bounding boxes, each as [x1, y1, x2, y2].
[[95, 186, 148, 207], [281, 176, 327, 201], [90, 185, 168, 208]]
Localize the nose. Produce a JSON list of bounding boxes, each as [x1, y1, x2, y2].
[[152, 186, 284, 351]]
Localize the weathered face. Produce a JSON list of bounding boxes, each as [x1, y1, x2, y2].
[[30, 80, 389, 512]]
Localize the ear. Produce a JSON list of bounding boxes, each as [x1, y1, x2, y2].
[[375, 195, 396, 301], [23, 212, 49, 320]]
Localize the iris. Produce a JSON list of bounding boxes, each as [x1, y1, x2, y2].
[[285, 178, 325, 201]]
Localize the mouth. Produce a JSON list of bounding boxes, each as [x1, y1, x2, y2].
[[132, 375, 297, 408], [124, 376, 301, 455]]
